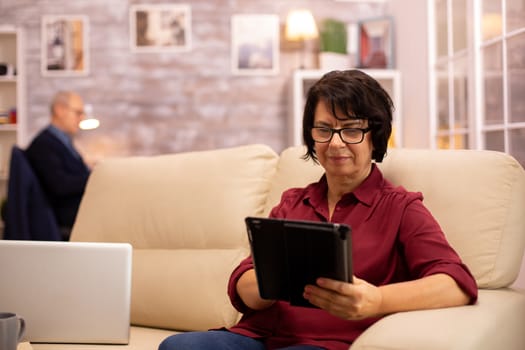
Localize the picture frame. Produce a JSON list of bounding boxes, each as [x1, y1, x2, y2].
[[231, 14, 279, 76], [41, 15, 89, 77], [129, 4, 191, 53], [357, 16, 394, 69]]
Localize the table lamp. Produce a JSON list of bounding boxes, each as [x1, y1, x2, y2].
[[79, 104, 100, 130], [285, 9, 319, 68]]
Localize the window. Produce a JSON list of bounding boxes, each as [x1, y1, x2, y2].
[[429, 0, 525, 166]]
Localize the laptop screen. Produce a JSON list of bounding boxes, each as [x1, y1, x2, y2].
[[0, 240, 132, 344]]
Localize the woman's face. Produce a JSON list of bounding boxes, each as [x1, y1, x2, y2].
[[313, 100, 373, 180]]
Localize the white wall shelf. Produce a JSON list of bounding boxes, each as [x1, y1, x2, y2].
[[289, 69, 403, 148], [0, 26, 26, 196]]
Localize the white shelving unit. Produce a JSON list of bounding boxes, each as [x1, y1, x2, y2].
[[289, 69, 402, 148], [0, 26, 26, 187]]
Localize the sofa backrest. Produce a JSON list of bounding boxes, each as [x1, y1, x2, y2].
[[71, 144, 278, 331], [265, 146, 525, 289], [71, 144, 525, 333]]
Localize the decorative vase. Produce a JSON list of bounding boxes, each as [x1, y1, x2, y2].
[[319, 52, 349, 71]]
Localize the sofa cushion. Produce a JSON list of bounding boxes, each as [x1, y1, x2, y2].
[[71, 144, 279, 330], [29, 326, 177, 350], [72, 144, 278, 249], [131, 249, 246, 331], [263, 146, 324, 217], [378, 149, 525, 288], [266, 146, 525, 289]]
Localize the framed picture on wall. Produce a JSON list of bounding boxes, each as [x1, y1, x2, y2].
[[231, 14, 279, 76], [41, 15, 89, 76], [130, 4, 191, 53], [357, 16, 394, 69]]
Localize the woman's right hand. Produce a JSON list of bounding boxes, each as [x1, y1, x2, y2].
[[236, 269, 276, 310]]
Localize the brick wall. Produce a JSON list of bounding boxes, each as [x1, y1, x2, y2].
[[0, 0, 386, 164]]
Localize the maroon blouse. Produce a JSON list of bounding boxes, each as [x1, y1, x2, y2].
[[227, 164, 478, 350]]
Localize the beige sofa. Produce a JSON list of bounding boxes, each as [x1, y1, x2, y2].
[[29, 144, 525, 350]]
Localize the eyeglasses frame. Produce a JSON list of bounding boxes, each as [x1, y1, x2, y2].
[[311, 126, 372, 144]]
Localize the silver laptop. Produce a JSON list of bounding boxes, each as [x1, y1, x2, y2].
[[0, 240, 132, 344]]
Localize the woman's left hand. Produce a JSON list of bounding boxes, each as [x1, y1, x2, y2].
[[303, 276, 383, 320]]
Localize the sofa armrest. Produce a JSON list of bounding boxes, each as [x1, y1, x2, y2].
[[350, 289, 525, 350]]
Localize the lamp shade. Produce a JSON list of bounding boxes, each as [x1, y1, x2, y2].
[[285, 9, 319, 41], [79, 104, 100, 130]]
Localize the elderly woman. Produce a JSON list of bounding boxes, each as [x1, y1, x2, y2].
[[159, 70, 478, 350]]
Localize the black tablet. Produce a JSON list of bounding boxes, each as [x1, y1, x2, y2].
[[245, 216, 352, 307]]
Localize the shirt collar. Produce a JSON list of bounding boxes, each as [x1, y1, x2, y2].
[[353, 163, 383, 206], [46, 124, 82, 159], [47, 124, 71, 145], [304, 163, 384, 207]]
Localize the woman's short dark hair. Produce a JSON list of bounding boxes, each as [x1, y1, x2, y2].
[[302, 69, 394, 163]]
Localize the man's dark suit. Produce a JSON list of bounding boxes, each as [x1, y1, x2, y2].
[[25, 128, 90, 232], [3, 146, 62, 241]]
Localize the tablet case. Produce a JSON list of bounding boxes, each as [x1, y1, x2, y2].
[[245, 216, 352, 307]]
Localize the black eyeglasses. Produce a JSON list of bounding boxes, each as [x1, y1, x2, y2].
[[311, 126, 371, 144]]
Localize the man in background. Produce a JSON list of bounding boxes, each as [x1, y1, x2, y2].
[[25, 91, 91, 240]]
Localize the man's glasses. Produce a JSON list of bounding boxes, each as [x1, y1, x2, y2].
[[311, 126, 371, 144]]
